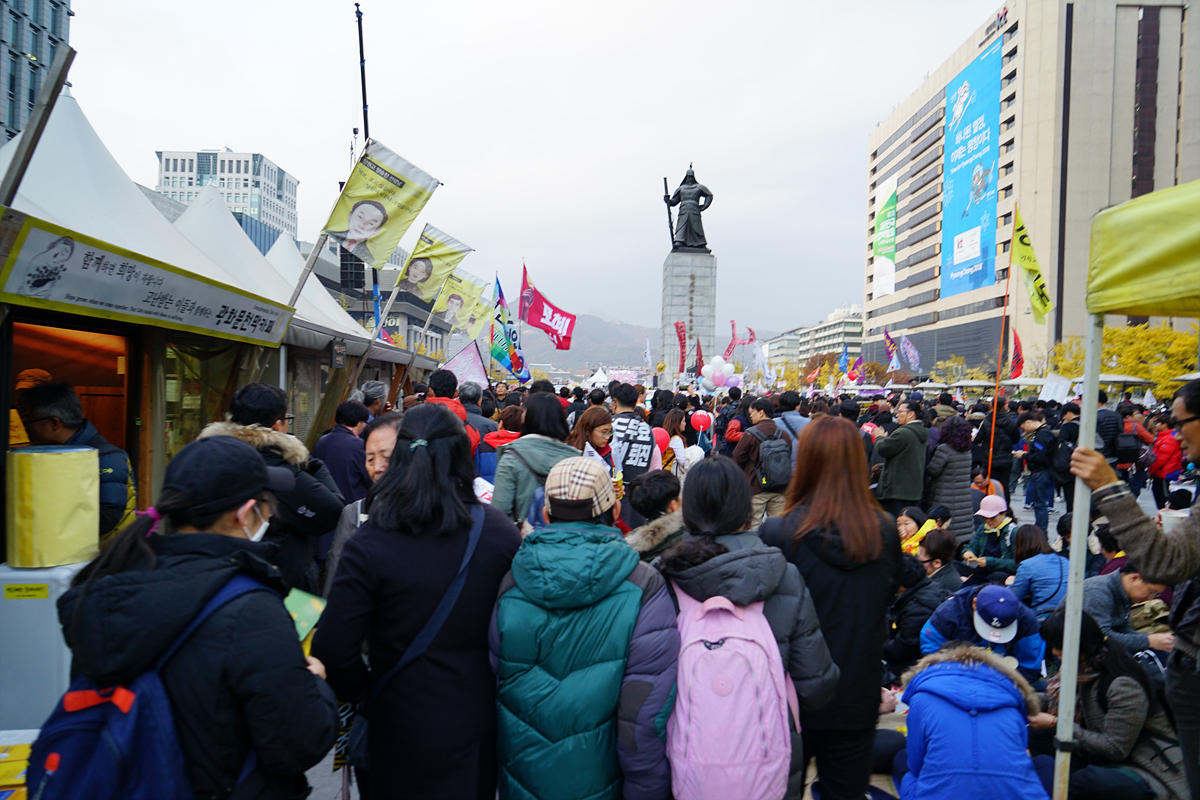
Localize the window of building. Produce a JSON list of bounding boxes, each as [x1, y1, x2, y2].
[[29, 29, 38, 61], [1003, 162, 1014, 176], [50, 3, 60, 38], [9, 13, 20, 52], [999, 240, 1011, 253], [235, 160, 241, 174], [187, 177, 193, 186], [47, 39, 54, 63], [999, 212, 1012, 227], [219, 160, 225, 174], [26, 63, 36, 110], [188, 158, 194, 172], [1003, 139, 1015, 153], [1004, 70, 1017, 86], [243, 160, 249, 173], [1002, 185, 1013, 198]]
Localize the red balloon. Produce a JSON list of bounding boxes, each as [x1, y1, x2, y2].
[[691, 410, 713, 431], [652, 427, 670, 453]]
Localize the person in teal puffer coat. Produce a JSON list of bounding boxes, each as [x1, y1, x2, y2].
[[490, 457, 680, 800]]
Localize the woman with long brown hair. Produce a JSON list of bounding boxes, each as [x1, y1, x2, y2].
[[759, 416, 902, 800], [566, 406, 614, 474], [661, 408, 688, 478]]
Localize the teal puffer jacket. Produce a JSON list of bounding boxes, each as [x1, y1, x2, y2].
[[492, 523, 679, 800]]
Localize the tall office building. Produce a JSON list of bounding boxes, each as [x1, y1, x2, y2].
[[155, 149, 299, 239], [862, 1, 1200, 373], [766, 305, 864, 371], [1, 0, 71, 141]]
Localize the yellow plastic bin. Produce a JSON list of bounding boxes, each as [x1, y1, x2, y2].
[[6, 446, 99, 568]]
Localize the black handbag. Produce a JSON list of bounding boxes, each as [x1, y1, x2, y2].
[[345, 503, 485, 770]]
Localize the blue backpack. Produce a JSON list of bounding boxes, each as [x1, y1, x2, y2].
[[27, 574, 272, 800]]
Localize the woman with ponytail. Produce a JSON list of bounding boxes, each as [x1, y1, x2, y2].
[[312, 403, 523, 799], [57, 435, 339, 799]]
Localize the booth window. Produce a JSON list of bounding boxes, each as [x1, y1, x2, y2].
[[164, 337, 245, 461]]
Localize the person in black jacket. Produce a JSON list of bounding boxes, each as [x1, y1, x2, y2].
[[200, 383, 345, 594], [760, 416, 902, 800], [1016, 411, 1057, 532], [58, 436, 338, 800], [1096, 389, 1123, 464], [311, 400, 371, 503], [882, 554, 951, 683], [313, 403, 523, 800], [982, 403, 1020, 502]]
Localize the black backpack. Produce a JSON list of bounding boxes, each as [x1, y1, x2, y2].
[[1050, 435, 1077, 485], [1116, 432, 1142, 465], [713, 404, 738, 438], [749, 427, 793, 492]]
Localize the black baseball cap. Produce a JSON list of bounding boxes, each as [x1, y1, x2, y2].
[[162, 436, 294, 516]]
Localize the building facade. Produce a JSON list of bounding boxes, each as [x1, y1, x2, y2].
[[155, 149, 299, 239], [767, 305, 864, 371], [1, 0, 70, 141], [862, 1, 1200, 374]]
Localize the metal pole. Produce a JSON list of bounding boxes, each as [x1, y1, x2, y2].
[[1053, 312, 1104, 800], [0, 46, 75, 206], [355, 3, 369, 141], [380, 278, 449, 405]]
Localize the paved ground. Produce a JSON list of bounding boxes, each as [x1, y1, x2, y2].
[[304, 479, 1173, 799]]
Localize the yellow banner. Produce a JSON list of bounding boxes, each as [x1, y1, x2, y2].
[[434, 273, 487, 333], [394, 224, 472, 303], [461, 292, 495, 340], [322, 141, 439, 272], [1011, 205, 1053, 325]]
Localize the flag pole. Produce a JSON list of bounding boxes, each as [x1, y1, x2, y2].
[[986, 205, 1018, 492], [384, 277, 449, 405]]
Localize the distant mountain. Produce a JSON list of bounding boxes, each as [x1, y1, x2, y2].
[[518, 314, 658, 371]]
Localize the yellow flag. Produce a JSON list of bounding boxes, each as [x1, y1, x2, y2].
[[1011, 205, 1053, 325]]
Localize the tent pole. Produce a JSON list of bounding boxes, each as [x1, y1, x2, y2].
[[385, 278, 449, 405], [345, 266, 409, 394], [1053, 312, 1104, 800]]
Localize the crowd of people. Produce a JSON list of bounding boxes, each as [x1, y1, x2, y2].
[[38, 369, 1200, 800]]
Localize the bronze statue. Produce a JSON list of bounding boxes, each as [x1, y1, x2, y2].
[[664, 168, 713, 251]]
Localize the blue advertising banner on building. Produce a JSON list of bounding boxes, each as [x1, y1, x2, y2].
[[940, 38, 1002, 298]]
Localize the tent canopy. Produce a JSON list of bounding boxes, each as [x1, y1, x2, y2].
[[1173, 371, 1200, 382], [1002, 377, 1046, 386], [913, 381, 948, 389], [1068, 373, 1153, 385], [1088, 178, 1200, 317], [951, 379, 997, 388]]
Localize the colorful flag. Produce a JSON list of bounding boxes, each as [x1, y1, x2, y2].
[[900, 335, 920, 371], [848, 357, 864, 383], [1011, 205, 1054, 325], [394, 224, 473, 304], [837, 344, 849, 373], [490, 277, 529, 382], [887, 351, 902, 373], [806, 367, 820, 383], [322, 141, 439, 272], [1010, 329, 1024, 379], [675, 322, 688, 373], [884, 330, 899, 360], [442, 341, 489, 389], [520, 266, 577, 350], [433, 273, 486, 333]]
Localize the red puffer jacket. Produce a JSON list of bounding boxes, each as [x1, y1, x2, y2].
[[1149, 429, 1184, 478]]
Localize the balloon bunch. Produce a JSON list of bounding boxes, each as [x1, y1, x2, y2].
[[699, 356, 741, 392]]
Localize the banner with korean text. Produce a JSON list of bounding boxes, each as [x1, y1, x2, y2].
[[941, 38, 1001, 298], [873, 175, 898, 296], [0, 214, 292, 346], [393, 224, 471, 304], [520, 266, 576, 350]]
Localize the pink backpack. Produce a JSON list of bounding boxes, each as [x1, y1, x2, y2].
[[667, 581, 800, 800]]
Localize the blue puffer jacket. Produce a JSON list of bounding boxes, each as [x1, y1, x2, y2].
[[899, 646, 1048, 800], [66, 418, 136, 538], [1010, 552, 1069, 618], [490, 523, 679, 800]]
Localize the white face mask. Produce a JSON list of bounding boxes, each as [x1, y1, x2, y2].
[[244, 506, 270, 542]]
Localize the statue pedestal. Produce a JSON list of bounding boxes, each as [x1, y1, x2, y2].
[[660, 249, 717, 384]]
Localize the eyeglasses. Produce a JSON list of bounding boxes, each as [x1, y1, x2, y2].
[[21, 416, 53, 425], [919, 558, 935, 565], [281, 415, 295, 424], [1171, 414, 1199, 431]]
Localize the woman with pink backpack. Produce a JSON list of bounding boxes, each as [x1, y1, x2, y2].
[[656, 456, 839, 800]]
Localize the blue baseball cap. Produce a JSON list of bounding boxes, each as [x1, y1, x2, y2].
[[974, 585, 1020, 644]]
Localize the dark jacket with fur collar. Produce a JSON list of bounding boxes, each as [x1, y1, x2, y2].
[[200, 422, 345, 593], [625, 511, 686, 563]]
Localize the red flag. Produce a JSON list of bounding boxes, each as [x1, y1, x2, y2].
[[379, 327, 397, 347], [695, 338, 704, 375], [744, 327, 757, 345], [675, 322, 687, 373], [806, 367, 820, 383], [1010, 330, 1024, 379], [723, 320, 740, 360], [520, 265, 577, 350]]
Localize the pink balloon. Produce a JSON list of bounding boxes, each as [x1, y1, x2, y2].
[[712, 372, 726, 387], [652, 427, 670, 453], [691, 410, 713, 431]]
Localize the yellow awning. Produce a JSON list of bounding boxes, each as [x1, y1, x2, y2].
[[1088, 178, 1200, 317]]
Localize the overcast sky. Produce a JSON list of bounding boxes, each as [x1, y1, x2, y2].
[[71, 0, 1000, 336]]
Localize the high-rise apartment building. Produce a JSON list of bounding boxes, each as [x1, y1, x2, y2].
[[155, 149, 298, 239], [766, 305, 863, 371], [1, 0, 71, 141], [862, 1, 1200, 373]]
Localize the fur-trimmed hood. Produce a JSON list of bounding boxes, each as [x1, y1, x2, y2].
[[626, 510, 684, 556], [901, 644, 1040, 716], [198, 420, 311, 466]]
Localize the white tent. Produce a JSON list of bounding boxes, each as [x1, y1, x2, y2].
[[584, 368, 608, 388], [1174, 371, 1200, 382], [0, 91, 269, 305]]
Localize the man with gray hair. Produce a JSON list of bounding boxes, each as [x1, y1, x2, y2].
[[18, 381, 136, 538], [458, 380, 498, 435], [359, 380, 388, 420]]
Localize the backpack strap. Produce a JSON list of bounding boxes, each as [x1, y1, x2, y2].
[[155, 574, 275, 672], [748, 427, 782, 443], [506, 449, 547, 486], [361, 503, 486, 714]]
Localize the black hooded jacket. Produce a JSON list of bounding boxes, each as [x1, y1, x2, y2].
[[58, 534, 338, 800], [881, 576, 951, 678], [760, 509, 902, 731], [658, 531, 839, 710]]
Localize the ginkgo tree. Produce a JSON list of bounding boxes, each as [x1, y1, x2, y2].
[[1049, 323, 1198, 396]]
